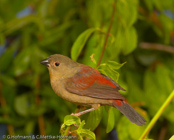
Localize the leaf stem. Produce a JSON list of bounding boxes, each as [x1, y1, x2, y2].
[[97, 2, 116, 66], [139, 90, 174, 140]]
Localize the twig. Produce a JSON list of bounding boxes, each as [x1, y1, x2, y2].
[[138, 6, 162, 30], [157, 120, 167, 140], [36, 77, 46, 139], [97, 2, 116, 66], [0, 83, 15, 136], [140, 42, 174, 53]]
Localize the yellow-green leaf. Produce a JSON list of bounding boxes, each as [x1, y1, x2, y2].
[[169, 135, 174, 140], [71, 28, 99, 61], [106, 107, 115, 133], [85, 106, 103, 131]]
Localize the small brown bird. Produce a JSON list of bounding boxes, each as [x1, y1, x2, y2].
[[40, 54, 146, 126]]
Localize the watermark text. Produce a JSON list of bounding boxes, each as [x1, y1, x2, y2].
[[2, 135, 77, 139]]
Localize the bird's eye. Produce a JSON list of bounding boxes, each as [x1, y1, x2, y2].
[[54, 62, 60, 67]]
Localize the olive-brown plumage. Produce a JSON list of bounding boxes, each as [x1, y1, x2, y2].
[[40, 54, 146, 126]]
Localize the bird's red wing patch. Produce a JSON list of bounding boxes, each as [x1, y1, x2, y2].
[[95, 75, 116, 88], [69, 66, 96, 90], [80, 65, 116, 88], [65, 65, 125, 100], [113, 99, 123, 106]]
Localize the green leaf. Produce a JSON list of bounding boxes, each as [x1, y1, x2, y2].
[[0, 33, 5, 44], [81, 32, 104, 68], [29, 106, 46, 116], [158, 13, 174, 44], [77, 120, 96, 140], [85, 106, 103, 131], [78, 120, 86, 131], [14, 94, 29, 116], [0, 40, 19, 71], [0, 117, 14, 124], [86, 0, 113, 27], [98, 60, 126, 82], [61, 115, 81, 130], [0, 106, 10, 114], [144, 65, 173, 119], [113, 27, 137, 56], [106, 107, 115, 133], [64, 115, 81, 125], [80, 129, 96, 140], [30, 44, 48, 74], [0, 74, 16, 86], [122, 27, 137, 55], [25, 121, 36, 134], [117, 0, 138, 28], [117, 115, 146, 140], [3, 15, 45, 35], [13, 47, 31, 76], [39, 22, 75, 47], [139, 90, 174, 140], [153, 0, 164, 11], [78, 135, 83, 140], [2, 85, 16, 109], [107, 61, 126, 70], [71, 28, 99, 61], [143, 0, 153, 11]]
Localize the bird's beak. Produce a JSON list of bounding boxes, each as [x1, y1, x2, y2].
[[40, 58, 49, 67]]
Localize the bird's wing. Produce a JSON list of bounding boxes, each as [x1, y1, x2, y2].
[[65, 65, 125, 100]]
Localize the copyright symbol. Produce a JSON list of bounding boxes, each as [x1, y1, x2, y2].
[[3, 135, 6, 139]]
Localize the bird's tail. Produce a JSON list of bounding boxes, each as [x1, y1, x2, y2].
[[113, 100, 146, 126]]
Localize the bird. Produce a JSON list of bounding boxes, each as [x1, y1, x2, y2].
[[40, 54, 146, 126]]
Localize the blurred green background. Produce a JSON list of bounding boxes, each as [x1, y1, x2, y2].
[[0, 0, 174, 140]]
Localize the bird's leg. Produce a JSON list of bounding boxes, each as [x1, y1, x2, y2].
[[75, 105, 82, 113], [71, 108, 95, 116], [71, 104, 100, 116]]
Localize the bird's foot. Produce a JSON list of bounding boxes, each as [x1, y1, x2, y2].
[[71, 113, 80, 116], [71, 108, 95, 117]]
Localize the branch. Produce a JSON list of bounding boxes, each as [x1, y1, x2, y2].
[[140, 42, 174, 53], [138, 6, 162, 30], [97, 2, 116, 66], [36, 77, 46, 139]]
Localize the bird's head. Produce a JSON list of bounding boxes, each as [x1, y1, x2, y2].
[[40, 54, 79, 80]]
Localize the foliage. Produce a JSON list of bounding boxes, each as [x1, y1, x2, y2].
[[170, 135, 174, 140], [61, 115, 95, 140], [0, 0, 174, 140]]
